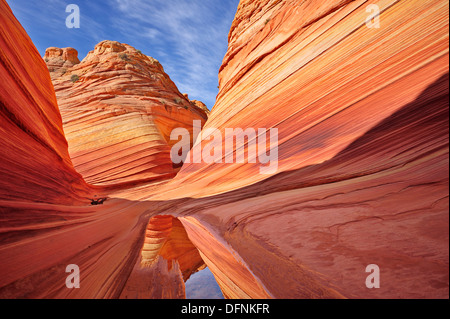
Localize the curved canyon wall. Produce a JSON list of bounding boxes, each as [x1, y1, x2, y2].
[[162, 0, 449, 198], [45, 42, 208, 187], [154, 0, 449, 298], [0, 2, 92, 205], [0, 0, 192, 299]]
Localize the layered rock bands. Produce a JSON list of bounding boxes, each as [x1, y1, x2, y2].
[[0, 0, 448, 299]]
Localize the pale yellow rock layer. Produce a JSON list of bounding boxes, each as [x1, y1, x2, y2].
[[46, 40, 208, 187]]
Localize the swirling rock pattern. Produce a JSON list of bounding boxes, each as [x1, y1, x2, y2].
[[165, 0, 450, 198], [45, 41, 208, 187], [0, 3, 91, 205], [0, 0, 448, 300], [152, 0, 449, 298]]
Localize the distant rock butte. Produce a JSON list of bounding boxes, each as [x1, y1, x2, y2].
[[183, 93, 211, 115], [45, 47, 80, 70], [45, 41, 208, 187]]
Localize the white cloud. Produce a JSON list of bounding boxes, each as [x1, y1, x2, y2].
[[7, 0, 239, 109], [142, 27, 161, 40], [112, 0, 239, 108], [7, 0, 108, 52]]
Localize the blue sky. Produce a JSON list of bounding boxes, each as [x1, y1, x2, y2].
[[185, 267, 224, 299], [7, 0, 240, 109]]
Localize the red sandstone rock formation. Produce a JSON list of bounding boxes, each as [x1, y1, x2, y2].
[[0, 3, 91, 205], [183, 93, 211, 115], [45, 41, 208, 187], [151, 0, 449, 299], [44, 47, 80, 78], [0, 0, 448, 300]]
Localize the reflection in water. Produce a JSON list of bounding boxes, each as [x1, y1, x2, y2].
[[185, 267, 224, 299], [123, 215, 270, 299], [122, 215, 225, 299]]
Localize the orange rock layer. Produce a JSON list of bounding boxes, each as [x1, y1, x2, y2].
[[151, 0, 449, 298], [0, 2, 92, 205], [164, 0, 450, 198], [45, 41, 208, 187]]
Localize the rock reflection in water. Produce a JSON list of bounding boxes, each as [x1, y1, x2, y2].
[[121, 215, 270, 299], [122, 215, 225, 299]]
